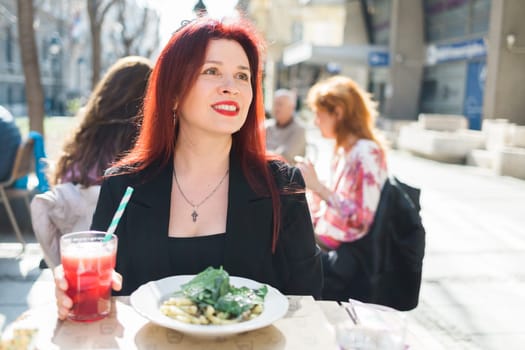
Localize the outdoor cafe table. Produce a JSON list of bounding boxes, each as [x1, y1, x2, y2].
[[2, 290, 437, 349]]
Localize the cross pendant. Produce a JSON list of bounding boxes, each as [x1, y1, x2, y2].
[[191, 209, 198, 222]]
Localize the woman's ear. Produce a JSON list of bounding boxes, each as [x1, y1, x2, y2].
[[172, 101, 179, 121]]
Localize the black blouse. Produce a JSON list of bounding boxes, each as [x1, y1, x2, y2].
[[167, 233, 226, 275]]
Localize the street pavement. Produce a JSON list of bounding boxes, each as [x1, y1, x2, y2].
[[388, 150, 525, 350], [1, 133, 524, 349]]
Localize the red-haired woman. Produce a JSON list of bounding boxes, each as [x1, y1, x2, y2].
[[54, 16, 322, 319]]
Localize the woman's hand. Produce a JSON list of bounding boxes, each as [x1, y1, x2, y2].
[[294, 156, 321, 192], [295, 156, 333, 202], [53, 265, 71, 320], [53, 265, 123, 320]]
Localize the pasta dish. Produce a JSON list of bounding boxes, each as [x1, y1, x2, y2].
[[160, 267, 267, 325]]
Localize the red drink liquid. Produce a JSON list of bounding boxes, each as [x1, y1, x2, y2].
[[60, 231, 117, 322], [62, 252, 116, 321]]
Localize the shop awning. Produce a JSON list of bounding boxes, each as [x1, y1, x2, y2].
[[282, 42, 389, 67]]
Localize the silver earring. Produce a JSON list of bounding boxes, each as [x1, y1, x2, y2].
[[173, 110, 177, 123]]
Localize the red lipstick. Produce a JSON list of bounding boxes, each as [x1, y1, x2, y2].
[[212, 101, 239, 117]]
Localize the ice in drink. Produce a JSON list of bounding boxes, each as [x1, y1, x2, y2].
[[60, 231, 117, 322]]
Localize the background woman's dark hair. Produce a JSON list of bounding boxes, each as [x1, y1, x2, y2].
[[53, 56, 153, 187]]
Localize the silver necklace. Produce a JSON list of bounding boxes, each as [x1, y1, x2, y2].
[[173, 167, 229, 223]]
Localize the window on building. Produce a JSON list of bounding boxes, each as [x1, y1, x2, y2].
[[7, 86, 12, 105], [425, 0, 469, 41], [424, 0, 491, 42], [471, 0, 491, 35], [5, 26, 13, 65], [420, 62, 467, 114], [366, 0, 391, 45], [421, 79, 437, 104]]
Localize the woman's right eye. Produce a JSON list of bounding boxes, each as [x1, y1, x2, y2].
[[203, 67, 219, 75]]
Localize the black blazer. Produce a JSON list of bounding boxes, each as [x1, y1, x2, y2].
[[322, 176, 425, 310], [91, 154, 323, 298]]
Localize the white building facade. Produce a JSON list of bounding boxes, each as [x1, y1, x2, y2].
[[0, 0, 159, 116]]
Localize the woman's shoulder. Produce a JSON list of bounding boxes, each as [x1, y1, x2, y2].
[[103, 166, 135, 182], [351, 139, 388, 172], [267, 159, 295, 179], [354, 138, 381, 152], [347, 139, 384, 159], [267, 159, 305, 189], [103, 162, 160, 187]]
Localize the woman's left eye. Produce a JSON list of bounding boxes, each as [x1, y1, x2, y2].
[[236, 72, 250, 81]]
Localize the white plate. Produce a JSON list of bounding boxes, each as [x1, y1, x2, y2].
[[130, 275, 289, 337]]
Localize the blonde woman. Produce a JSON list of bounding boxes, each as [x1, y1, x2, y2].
[[295, 75, 388, 300]]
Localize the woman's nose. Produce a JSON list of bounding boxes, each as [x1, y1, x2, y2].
[[219, 77, 239, 95]]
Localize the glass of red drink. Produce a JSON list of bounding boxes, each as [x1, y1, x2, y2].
[[60, 231, 118, 322]]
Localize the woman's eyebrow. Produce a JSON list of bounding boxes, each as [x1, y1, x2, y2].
[[204, 60, 250, 71]]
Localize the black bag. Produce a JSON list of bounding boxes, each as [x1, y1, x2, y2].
[[321, 176, 426, 311]]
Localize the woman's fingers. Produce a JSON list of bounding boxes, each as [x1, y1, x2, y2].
[[53, 265, 67, 291], [56, 288, 72, 320], [294, 155, 314, 166], [54, 265, 72, 320], [112, 271, 123, 291], [296, 162, 314, 178], [296, 161, 321, 192], [294, 155, 305, 163], [53, 267, 123, 319]]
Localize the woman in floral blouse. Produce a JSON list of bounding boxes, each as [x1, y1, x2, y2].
[[296, 75, 388, 299]]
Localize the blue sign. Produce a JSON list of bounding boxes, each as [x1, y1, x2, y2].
[[368, 52, 390, 67], [463, 61, 486, 130], [427, 38, 486, 64]]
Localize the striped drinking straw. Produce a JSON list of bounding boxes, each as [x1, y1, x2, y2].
[[104, 186, 134, 240]]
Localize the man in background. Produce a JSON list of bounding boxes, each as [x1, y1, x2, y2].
[[265, 89, 306, 163], [0, 105, 22, 182]]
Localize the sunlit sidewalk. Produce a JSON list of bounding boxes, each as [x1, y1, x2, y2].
[[0, 240, 51, 332]]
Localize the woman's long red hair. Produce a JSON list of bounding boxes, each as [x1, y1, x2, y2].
[[114, 17, 282, 252]]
